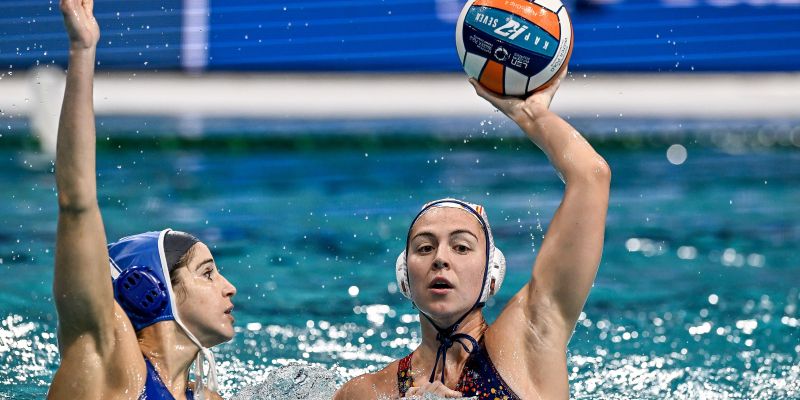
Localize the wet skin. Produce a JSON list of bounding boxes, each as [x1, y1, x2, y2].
[[335, 71, 611, 399], [49, 1, 236, 399]]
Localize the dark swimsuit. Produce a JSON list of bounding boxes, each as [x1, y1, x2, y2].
[[397, 340, 521, 399], [140, 356, 194, 400]]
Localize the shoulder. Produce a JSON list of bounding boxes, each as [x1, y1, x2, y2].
[[334, 359, 401, 400]]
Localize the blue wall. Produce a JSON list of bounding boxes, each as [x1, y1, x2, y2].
[[0, 0, 182, 70], [569, 1, 800, 72], [1, 0, 799, 71]]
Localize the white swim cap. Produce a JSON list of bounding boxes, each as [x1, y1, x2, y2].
[[395, 198, 506, 305]]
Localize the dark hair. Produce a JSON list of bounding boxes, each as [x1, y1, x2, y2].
[[164, 230, 200, 301]]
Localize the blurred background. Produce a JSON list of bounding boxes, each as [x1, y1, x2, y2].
[[1, 1, 799, 399], [3, 0, 800, 71]]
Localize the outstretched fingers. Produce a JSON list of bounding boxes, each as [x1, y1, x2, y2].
[[60, 0, 91, 21], [60, 0, 99, 49], [470, 67, 569, 119], [527, 67, 568, 110]]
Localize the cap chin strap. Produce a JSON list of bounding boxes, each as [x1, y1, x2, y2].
[[176, 328, 218, 399], [157, 230, 218, 399], [419, 308, 480, 384], [191, 347, 218, 398]]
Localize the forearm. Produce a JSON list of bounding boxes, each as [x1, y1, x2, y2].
[[514, 109, 610, 184], [56, 47, 97, 211]]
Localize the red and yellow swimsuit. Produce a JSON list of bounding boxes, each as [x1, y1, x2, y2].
[[397, 340, 521, 399]]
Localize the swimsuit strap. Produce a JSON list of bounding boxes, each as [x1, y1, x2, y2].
[[397, 353, 415, 397], [141, 355, 195, 400], [396, 338, 521, 399], [455, 340, 521, 400]]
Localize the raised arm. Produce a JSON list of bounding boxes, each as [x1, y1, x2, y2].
[[53, 0, 111, 344], [472, 72, 610, 336]]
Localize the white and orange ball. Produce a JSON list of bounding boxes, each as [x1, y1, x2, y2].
[[456, 0, 573, 96]]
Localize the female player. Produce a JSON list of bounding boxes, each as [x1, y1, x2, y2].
[[48, 1, 236, 399], [335, 71, 611, 399]]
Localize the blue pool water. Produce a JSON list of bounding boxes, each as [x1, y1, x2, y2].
[[0, 120, 798, 399]]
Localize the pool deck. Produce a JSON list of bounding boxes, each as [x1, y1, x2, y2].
[[2, 71, 799, 121]]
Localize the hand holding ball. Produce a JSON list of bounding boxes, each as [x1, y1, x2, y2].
[[456, 0, 573, 96]]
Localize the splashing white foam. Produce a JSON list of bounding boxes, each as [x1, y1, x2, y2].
[[232, 364, 337, 400]]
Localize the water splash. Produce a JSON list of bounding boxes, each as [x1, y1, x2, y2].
[[231, 364, 337, 400], [232, 362, 481, 400]]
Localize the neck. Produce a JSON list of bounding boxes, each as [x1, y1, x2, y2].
[[415, 308, 487, 383], [421, 304, 486, 335], [138, 321, 201, 396]]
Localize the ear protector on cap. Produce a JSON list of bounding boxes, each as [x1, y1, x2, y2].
[[114, 265, 170, 323], [395, 198, 506, 305]]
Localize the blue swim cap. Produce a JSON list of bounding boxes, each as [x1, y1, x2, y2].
[[108, 230, 175, 331], [108, 229, 220, 397]]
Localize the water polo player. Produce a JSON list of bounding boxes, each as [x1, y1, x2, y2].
[[335, 70, 611, 399], [48, 2, 236, 399]]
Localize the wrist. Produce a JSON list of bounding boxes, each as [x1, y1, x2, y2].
[[511, 104, 554, 127], [68, 44, 97, 56]]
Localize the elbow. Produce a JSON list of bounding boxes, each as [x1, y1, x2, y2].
[[593, 160, 612, 184], [57, 194, 98, 215], [569, 158, 611, 187], [55, 173, 97, 214]]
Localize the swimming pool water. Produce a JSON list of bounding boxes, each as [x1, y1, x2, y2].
[[1, 127, 798, 399]]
